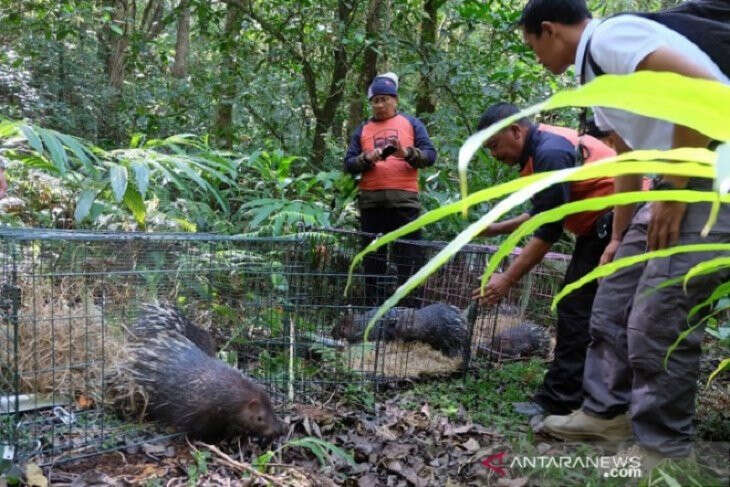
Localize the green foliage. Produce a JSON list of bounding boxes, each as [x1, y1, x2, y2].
[[402, 360, 545, 434], [255, 436, 355, 472], [1, 120, 359, 234], [186, 449, 210, 487], [352, 72, 730, 380]]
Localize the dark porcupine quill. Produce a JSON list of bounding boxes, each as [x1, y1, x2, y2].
[[122, 304, 284, 442], [333, 302, 470, 357], [132, 303, 216, 356]]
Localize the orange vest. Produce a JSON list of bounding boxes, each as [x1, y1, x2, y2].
[[358, 114, 419, 192], [519, 124, 615, 236]]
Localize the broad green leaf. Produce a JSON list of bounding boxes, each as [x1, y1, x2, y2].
[[109, 164, 128, 203], [459, 72, 730, 204], [482, 187, 727, 298], [553, 243, 730, 312], [131, 162, 150, 197], [182, 156, 235, 185], [707, 358, 730, 385], [0, 120, 19, 138], [664, 321, 704, 370], [172, 218, 197, 232], [687, 281, 730, 322], [129, 133, 143, 148], [19, 125, 44, 156], [144, 157, 187, 192], [74, 189, 98, 223], [173, 159, 228, 212], [123, 185, 146, 225], [56, 132, 95, 172], [683, 257, 730, 291], [284, 437, 355, 466], [655, 468, 683, 487], [480, 173, 717, 293], [38, 128, 68, 174], [248, 202, 281, 228], [253, 450, 275, 472]]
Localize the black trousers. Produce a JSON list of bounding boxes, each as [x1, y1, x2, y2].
[[360, 207, 423, 307], [533, 228, 610, 414]]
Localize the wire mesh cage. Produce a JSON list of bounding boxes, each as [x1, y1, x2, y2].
[[0, 227, 567, 465]]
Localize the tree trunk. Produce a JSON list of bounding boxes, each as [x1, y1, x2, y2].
[[309, 0, 354, 166], [345, 0, 386, 138], [172, 0, 191, 78], [415, 0, 441, 118], [107, 38, 129, 91], [213, 5, 243, 149]]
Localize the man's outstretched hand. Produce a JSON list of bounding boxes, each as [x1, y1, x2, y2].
[[471, 272, 514, 306]]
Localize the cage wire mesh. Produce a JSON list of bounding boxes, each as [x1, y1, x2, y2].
[[0, 227, 567, 464]]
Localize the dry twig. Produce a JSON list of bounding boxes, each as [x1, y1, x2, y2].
[[194, 441, 288, 486]]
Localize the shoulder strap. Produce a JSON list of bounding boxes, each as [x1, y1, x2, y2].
[[580, 36, 606, 86]]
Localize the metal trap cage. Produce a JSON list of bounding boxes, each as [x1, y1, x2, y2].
[[0, 226, 567, 465]]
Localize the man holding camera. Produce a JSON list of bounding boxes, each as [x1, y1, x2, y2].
[[344, 72, 436, 305]]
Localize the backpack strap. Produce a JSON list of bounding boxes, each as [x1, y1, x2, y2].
[[579, 35, 606, 86], [578, 32, 606, 144]]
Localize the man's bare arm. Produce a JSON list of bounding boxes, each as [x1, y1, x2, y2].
[[481, 213, 531, 238]]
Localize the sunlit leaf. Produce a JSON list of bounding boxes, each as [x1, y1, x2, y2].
[[19, 124, 44, 156], [686, 281, 730, 322], [131, 162, 150, 197], [123, 185, 146, 225], [459, 73, 730, 206], [74, 189, 98, 223], [553, 243, 730, 312], [683, 257, 730, 292], [37, 128, 68, 174], [109, 164, 128, 203], [707, 358, 730, 385]]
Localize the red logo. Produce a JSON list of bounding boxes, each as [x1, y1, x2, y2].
[[481, 451, 508, 477]]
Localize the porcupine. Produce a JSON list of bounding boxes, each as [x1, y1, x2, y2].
[[332, 302, 474, 357], [334, 302, 550, 359], [120, 304, 284, 441], [486, 322, 550, 359]]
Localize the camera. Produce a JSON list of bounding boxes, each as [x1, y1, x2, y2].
[[380, 145, 397, 159]]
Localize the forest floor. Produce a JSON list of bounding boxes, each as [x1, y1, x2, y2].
[[35, 350, 729, 487]]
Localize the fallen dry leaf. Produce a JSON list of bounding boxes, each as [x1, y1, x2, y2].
[[443, 423, 474, 436], [382, 443, 412, 459], [75, 394, 94, 410], [357, 473, 380, 487], [497, 476, 529, 487], [461, 438, 480, 452], [24, 464, 47, 487], [420, 403, 431, 418], [386, 460, 424, 487]]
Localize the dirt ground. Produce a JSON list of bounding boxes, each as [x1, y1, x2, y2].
[[32, 359, 730, 487]]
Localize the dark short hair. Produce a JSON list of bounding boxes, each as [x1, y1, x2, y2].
[[477, 102, 531, 131], [519, 0, 592, 36]]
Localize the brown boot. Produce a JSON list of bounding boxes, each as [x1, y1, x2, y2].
[[538, 409, 632, 442]]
